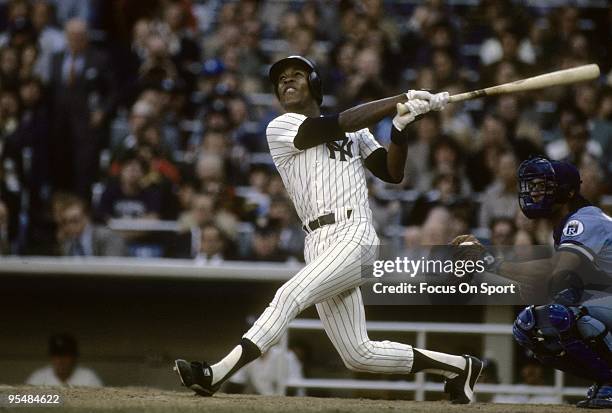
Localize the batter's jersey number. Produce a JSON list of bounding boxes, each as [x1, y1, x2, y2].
[[327, 137, 353, 161]]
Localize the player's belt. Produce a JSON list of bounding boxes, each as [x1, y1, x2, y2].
[[302, 209, 353, 233]]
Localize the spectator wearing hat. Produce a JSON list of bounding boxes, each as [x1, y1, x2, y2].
[[26, 333, 102, 387]]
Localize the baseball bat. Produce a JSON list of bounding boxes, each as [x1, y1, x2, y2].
[[448, 64, 600, 103]]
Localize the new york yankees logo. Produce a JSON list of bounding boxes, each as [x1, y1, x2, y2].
[[327, 137, 353, 161]]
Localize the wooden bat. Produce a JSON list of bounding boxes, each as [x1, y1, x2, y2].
[[448, 64, 600, 103]]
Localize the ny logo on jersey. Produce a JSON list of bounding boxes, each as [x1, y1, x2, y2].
[[326, 137, 353, 161]]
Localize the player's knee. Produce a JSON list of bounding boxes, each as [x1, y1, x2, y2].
[[272, 284, 303, 315], [340, 353, 368, 372], [338, 341, 375, 372]]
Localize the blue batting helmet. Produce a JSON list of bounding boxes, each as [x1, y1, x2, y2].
[[517, 157, 581, 219]]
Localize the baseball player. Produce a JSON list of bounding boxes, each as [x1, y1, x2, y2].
[[453, 157, 612, 408], [175, 55, 483, 403]]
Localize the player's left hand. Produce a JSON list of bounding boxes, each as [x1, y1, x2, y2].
[[429, 91, 449, 111], [406, 90, 449, 111], [393, 99, 430, 131]]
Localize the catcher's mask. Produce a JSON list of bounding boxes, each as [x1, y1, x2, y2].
[[517, 156, 581, 219]]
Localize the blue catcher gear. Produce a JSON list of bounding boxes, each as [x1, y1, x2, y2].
[[577, 383, 612, 409], [517, 157, 581, 219], [269, 55, 323, 106], [513, 304, 612, 383]]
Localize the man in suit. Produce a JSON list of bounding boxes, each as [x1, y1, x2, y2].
[[57, 194, 126, 257], [49, 18, 114, 200]]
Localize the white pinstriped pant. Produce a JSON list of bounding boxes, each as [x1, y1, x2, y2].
[[244, 215, 414, 374]]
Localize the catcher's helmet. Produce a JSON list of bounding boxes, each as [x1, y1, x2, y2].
[[269, 55, 322, 106], [517, 156, 581, 219]]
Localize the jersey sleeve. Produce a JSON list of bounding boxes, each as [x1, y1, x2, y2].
[[266, 113, 307, 163], [357, 128, 382, 159], [558, 214, 604, 263]]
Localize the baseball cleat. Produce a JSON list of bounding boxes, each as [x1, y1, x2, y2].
[[577, 383, 612, 409], [174, 359, 219, 397], [444, 355, 483, 404]]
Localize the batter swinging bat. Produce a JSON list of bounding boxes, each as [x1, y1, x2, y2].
[[448, 64, 600, 103]]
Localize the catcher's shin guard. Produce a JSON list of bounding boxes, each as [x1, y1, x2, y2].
[[513, 304, 612, 383]]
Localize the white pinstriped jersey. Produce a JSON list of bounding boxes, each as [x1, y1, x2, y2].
[[266, 113, 382, 223]]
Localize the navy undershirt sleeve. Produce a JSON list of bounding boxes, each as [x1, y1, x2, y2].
[[364, 148, 399, 184], [293, 114, 346, 150]]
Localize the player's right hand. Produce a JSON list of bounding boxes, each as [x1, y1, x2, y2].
[[405, 90, 449, 111], [393, 100, 429, 131]]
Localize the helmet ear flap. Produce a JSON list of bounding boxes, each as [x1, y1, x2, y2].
[[308, 70, 322, 106]]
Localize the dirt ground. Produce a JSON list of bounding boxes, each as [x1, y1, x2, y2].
[[0, 385, 581, 413]]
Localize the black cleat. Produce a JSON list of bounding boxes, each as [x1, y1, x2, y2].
[[444, 355, 483, 404], [174, 359, 219, 397]]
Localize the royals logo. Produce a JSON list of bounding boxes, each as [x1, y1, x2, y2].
[[563, 220, 584, 237], [327, 137, 353, 161]]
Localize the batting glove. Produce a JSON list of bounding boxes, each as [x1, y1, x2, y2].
[[392, 99, 430, 131], [405, 90, 449, 111], [430, 91, 450, 111]]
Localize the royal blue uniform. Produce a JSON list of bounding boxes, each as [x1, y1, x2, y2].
[[554, 204, 612, 285], [514, 158, 612, 407]]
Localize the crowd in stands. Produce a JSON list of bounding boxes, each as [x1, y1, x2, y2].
[[0, 0, 610, 261]]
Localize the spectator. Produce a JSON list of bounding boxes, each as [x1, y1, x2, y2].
[[194, 223, 226, 265], [26, 333, 102, 387], [489, 216, 517, 246], [182, 192, 237, 235], [494, 95, 542, 159], [421, 207, 455, 245], [592, 88, 612, 150], [161, 2, 201, 87], [14, 77, 51, 213], [267, 196, 304, 261], [0, 0, 607, 263], [96, 151, 162, 221], [0, 47, 20, 88], [173, 192, 238, 258], [31, 0, 66, 81], [57, 194, 126, 257], [242, 223, 289, 262], [546, 107, 602, 168], [49, 18, 114, 200], [241, 165, 271, 221], [579, 162, 605, 206], [479, 151, 518, 228], [0, 200, 9, 254], [403, 114, 442, 189], [138, 33, 178, 85], [111, 99, 155, 155], [420, 136, 470, 195], [466, 113, 510, 193]]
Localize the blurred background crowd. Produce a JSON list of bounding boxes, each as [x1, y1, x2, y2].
[[0, 0, 610, 261]]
